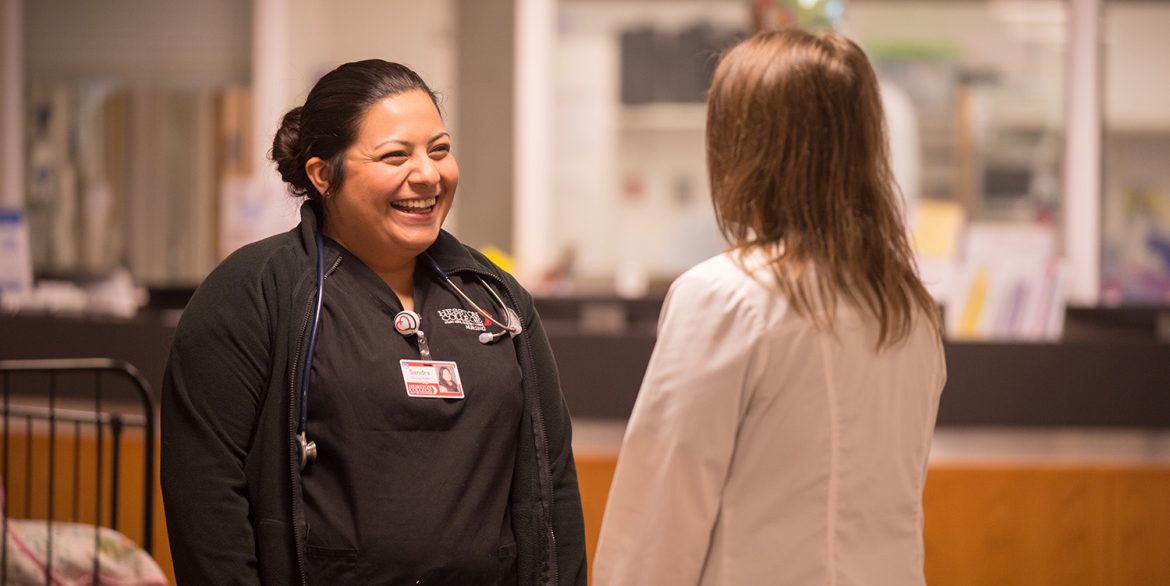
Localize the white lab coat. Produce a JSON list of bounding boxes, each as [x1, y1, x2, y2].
[[593, 252, 946, 586]]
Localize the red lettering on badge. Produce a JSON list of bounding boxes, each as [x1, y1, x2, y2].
[[407, 382, 438, 396]]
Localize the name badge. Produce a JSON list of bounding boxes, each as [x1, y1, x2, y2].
[[399, 360, 465, 399]]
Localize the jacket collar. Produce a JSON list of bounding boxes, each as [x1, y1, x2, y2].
[[426, 230, 484, 274], [296, 202, 323, 255], [296, 201, 484, 275]]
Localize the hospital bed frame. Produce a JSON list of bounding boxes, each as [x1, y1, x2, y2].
[[0, 358, 156, 584]]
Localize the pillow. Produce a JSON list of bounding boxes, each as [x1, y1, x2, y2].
[[2, 480, 167, 586], [4, 519, 168, 586]]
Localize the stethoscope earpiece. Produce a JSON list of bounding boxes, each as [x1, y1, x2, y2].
[[420, 253, 522, 345], [478, 307, 522, 344], [503, 307, 523, 337]]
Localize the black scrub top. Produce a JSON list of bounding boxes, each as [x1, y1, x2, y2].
[[302, 241, 523, 585]]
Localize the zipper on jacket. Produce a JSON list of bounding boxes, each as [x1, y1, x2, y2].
[[521, 321, 559, 586], [461, 266, 559, 586], [288, 295, 312, 586], [521, 327, 558, 586], [288, 254, 342, 585]]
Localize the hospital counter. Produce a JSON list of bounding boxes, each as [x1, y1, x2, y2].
[[4, 304, 1168, 428], [574, 422, 1170, 585], [542, 300, 1170, 584]]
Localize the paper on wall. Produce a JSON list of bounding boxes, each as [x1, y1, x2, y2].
[[946, 223, 1066, 341], [0, 209, 33, 295]]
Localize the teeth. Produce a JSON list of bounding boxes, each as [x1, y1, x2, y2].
[[393, 197, 437, 210]]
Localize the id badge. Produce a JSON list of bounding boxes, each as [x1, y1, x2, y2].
[[399, 360, 465, 399]]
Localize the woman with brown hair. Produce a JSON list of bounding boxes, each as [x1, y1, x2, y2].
[[593, 28, 946, 586]]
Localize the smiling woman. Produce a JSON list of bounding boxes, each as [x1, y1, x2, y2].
[[161, 60, 586, 586], [306, 88, 459, 309], [272, 62, 459, 310]]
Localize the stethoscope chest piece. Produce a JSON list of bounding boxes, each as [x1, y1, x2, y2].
[[297, 432, 317, 471]]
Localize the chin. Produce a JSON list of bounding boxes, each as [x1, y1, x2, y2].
[[393, 228, 443, 254]]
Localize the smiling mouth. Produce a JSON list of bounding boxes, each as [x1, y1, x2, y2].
[[390, 196, 438, 214]]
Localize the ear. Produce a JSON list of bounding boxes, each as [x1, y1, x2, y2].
[[305, 157, 331, 196]]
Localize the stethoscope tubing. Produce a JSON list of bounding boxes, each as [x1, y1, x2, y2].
[[299, 231, 327, 437], [420, 253, 519, 336], [296, 235, 517, 444]]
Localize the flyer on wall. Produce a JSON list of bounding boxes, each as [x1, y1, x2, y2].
[[0, 209, 32, 295]]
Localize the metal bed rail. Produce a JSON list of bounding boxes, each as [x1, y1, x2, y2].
[[0, 358, 157, 585]]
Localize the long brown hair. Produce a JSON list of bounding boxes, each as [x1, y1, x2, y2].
[[706, 28, 940, 348]]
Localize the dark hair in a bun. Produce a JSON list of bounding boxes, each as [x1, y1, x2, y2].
[[269, 60, 440, 209], [272, 106, 309, 193]]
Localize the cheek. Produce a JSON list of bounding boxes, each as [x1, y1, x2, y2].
[[350, 170, 406, 203], [442, 161, 460, 193]]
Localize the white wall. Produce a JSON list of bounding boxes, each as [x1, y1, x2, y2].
[[284, 0, 456, 130], [25, 0, 251, 86], [1104, 4, 1170, 132], [280, 0, 458, 227], [546, 1, 745, 286], [237, 0, 458, 248]]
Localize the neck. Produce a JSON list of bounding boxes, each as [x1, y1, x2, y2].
[[376, 260, 416, 311], [323, 229, 418, 311]]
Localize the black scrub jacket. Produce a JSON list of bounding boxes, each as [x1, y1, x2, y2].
[[161, 204, 586, 585], [303, 240, 524, 583]]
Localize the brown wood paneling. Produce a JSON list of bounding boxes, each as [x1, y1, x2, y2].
[[12, 424, 1170, 586], [575, 457, 1170, 586], [576, 454, 618, 579], [4, 427, 173, 584], [922, 467, 1111, 586], [1107, 468, 1170, 586]]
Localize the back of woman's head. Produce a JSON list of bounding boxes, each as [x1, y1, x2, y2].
[[270, 60, 439, 207], [706, 28, 939, 348]]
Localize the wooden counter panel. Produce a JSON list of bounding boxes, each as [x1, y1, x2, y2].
[[577, 457, 1170, 586], [11, 433, 1170, 586]]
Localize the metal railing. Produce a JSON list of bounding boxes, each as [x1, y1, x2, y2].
[[0, 358, 157, 585]]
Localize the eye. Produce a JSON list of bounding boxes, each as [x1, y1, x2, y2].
[[381, 151, 409, 162], [429, 144, 451, 157]]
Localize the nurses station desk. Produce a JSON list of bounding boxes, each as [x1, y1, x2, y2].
[[2, 301, 1169, 585]]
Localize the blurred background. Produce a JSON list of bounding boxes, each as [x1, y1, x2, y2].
[[1, 0, 1169, 584]]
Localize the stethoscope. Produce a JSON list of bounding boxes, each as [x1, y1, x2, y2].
[[296, 231, 522, 470]]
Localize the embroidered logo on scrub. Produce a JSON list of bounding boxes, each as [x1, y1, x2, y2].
[[436, 308, 486, 331]]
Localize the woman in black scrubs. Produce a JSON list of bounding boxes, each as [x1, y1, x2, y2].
[[161, 60, 587, 586]]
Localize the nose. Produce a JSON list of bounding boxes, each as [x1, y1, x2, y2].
[[409, 155, 441, 191]]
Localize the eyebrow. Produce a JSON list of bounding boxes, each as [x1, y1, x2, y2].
[[373, 132, 451, 151]]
